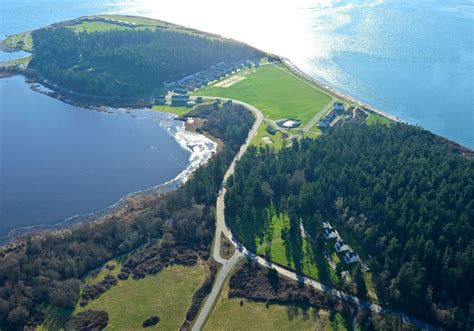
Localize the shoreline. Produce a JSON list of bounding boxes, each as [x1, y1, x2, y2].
[[0, 78, 217, 245]]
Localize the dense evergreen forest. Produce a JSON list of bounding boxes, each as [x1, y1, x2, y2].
[[225, 124, 474, 329], [0, 104, 254, 330], [29, 27, 263, 97]]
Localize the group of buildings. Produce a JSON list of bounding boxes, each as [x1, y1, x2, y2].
[[168, 59, 258, 94], [318, 102, 345, 129], [322, 222, 359, 264], [94, 17, 139, 28], [153, 60, 258, 108]]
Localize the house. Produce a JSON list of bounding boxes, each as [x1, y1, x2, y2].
[[171, 95, 189, 107], [333, 102, 345, 113], [334, 239, 349, 253], [266, 126, 277, 135], [173, 87, 188, 95], [153, 96, 165, 106], [318, 110, 337, 128], [323, 228, 337, 240], [343, 251, 359, 264]]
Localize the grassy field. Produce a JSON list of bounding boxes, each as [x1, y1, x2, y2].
[[68, 21, 131, 33], [76, 263, 205, 330], [0, 55, 31, 68], [3, 31, 33, 51], [366, 112, 392, 125], [204, 280, 343, 331], [256, 212, 321, 281], [252, 124, 287, 149], [195, 64, 332, 126]]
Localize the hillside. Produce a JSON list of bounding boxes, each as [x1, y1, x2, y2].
[[225, 123, 474, 329]]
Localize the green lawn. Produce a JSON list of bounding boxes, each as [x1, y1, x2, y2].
[[3, 32, 33, 51], [366, 112, 392, 125], [68, 21, 130, 33], [205, 281, 331, 331], [76, 263, 205, 330], [256, 212, 320, 281], [152, 104, 191, 116], [252, 124, 287, 149], [195, 64, 332, 126], [0, 55, 31, 68]]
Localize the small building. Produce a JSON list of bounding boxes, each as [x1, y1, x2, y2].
[[343, 251, 359, 264], [323, 228, 337, 240], [186, 101, 195, 108], [171, 95, 189, 107], [333, 102, 345, 113], [334, 240, 349, 253], [153, 96, 165, 106], [266, 126, 277, 135], [173, 87, 188, 95], [196, 96, 203, 104], [223, 100, 233, 107], [277, 119, 301, 129]]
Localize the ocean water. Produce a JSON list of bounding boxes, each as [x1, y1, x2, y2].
[[1, 0, 472, 146], [0, 76, 216, 239]]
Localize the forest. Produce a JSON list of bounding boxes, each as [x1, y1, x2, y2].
[[225, 123, 474, 330], [28, 27, 264, 97], [0, 103, 254, 330]]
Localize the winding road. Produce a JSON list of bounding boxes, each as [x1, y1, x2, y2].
[[191, 98, 435, 331]]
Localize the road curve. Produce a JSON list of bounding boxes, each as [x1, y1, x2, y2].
[[191, 97, 434, 331]]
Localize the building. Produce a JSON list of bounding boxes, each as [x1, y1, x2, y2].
[[186, 101, 195, 108], [173, 87, 188, 95], [343, 251, 359, 264], [223, 100, 233, 107], [276, 119, 301, 129], [153, 96, 165, 106], [323, 227, 337, 240], [171, 95, 189, 107], [266, 126, 277, 135], [318, 110, 337, 128], [333, 102, 345, 113], [196, 96, 203, 104], [334, 240, 349, 253]]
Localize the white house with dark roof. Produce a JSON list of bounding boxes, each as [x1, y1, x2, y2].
[[343, 251, 359, 264], [334, 239, 349, 253], [323, 227, 337, 240]]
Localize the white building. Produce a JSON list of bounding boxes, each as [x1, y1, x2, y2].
[[323, 228, 337, 240], [343, 251, 359, 264], [334, 239, 350, 253]]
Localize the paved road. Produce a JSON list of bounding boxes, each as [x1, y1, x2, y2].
[[190, 97, 435, 331], [191, 99, 262, 331]]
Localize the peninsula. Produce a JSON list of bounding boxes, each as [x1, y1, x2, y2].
[[1, 15, 472, 331]]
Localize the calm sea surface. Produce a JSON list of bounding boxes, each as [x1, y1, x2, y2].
[[0, 76, 190, 238], [0, 0, 473, 235]]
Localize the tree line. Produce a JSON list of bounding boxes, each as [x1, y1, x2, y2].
[[29, 27, 264, 97], [225, 123, 474, 330], [0, 104, 254, 330]]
